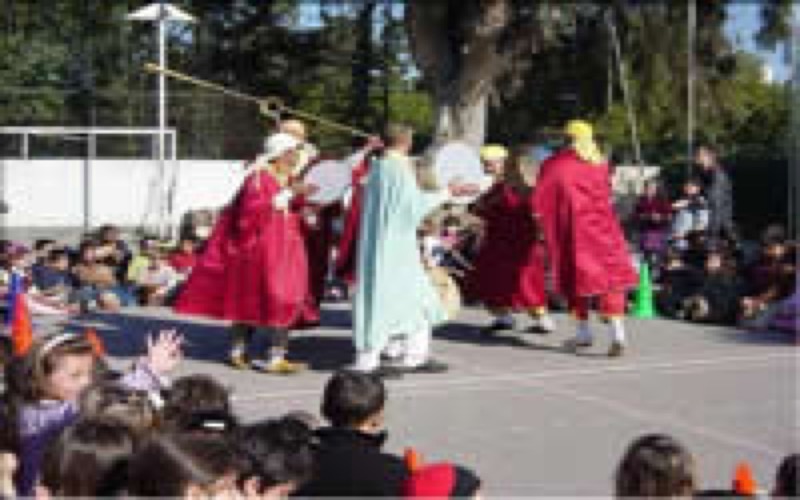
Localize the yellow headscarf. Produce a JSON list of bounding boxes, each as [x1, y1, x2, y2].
[[480, 144, 508, 162], [565, 120, 605, 165]]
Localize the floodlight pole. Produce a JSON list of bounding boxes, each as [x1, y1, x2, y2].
[[687, 0, 696, 177], [127, 2, 193, 237], [157, 12, 167, 237]]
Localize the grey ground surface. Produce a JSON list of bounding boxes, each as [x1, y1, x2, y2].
[[42, 303, 798, 497]]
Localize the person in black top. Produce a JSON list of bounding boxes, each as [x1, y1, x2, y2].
[[294, 371, 408, 497], [695, 145, 734, 245]]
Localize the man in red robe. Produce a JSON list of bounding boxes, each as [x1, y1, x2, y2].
[[469, 145, 554, 333], [533, 120, 638, 357], [174, 132, 318, 373], [334, 144, 375, 286]]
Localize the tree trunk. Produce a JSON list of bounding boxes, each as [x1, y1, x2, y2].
[[406, 0, 511, 148], [433, 92, 487, 148]]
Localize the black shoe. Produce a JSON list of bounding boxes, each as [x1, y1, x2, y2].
[[401, 359, 449, 374], [372, 365, 405, 379]]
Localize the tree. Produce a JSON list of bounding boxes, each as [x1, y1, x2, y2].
[[406, 0, 593, 147]]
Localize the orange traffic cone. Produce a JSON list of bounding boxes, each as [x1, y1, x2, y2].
[[732, 462, 757, 496], [404, 448, 423, 472]]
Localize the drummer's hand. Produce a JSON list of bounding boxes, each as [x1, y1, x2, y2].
[[364, 136, 384, 151], [291, 183, 319, 198], [448, 182, 481, 198]]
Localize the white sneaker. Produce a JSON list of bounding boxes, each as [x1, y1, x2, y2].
[[529, 314, 556, 334]]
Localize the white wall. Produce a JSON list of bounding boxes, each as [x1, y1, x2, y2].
[[0, 158, 246, 230]]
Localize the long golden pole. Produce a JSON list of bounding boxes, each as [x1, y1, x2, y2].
[[143, 63, 371, 139]]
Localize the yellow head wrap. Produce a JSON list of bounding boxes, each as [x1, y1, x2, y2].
[[565, 120, 604, 165], [480, 144, 508, 162]]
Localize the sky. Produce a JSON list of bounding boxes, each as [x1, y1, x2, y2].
[[724, 1, 794, 82], [297, 2, 795, 83]]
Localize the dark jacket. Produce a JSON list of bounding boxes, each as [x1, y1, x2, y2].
[[294, 428, 409, 497], [657, 266, 702, 317], [704, 167, 734, 241], [693, 271, 742, 323]]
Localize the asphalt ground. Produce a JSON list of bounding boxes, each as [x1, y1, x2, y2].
[[27, 302, 800, 496]]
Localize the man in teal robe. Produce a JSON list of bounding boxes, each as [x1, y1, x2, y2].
[[352, 125, 453, 374]]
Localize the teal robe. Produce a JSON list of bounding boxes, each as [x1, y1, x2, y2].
[[354, 151, 448, 352]]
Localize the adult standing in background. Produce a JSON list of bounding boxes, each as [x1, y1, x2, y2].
[[695, 144, 734, 247]]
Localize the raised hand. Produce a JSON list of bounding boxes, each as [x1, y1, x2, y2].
[[144, 329, 184, 375]]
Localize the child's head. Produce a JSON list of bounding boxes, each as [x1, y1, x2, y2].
[[80, 382, 160, 438], [16, 333, 95, 404], [234, 417, 315, 498], [77, 240, 99, 264], [705, 250, 725, 273], [98, 225, 121, 244], [615, 434, 696, 498], [126, 433, 241, 498], [45, 249, 70, 272], [684, 177, 703, 196], [322, 371, 386, 432], [34, 239, 57, 257], [643, 180, 661, 198], [39, 416, 137, 497], [664, 250, 685, 270], [762, 237, 787, 262], [404, 463, 482, 499], [773, 454, 798, 498], [178, 236, 198, 255], [163, 375, 236, 435], [139, 236, 158, 256]]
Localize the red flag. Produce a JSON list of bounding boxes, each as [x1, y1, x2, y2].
[[11, 294, 33, 357], [84, 328, 106, 357]]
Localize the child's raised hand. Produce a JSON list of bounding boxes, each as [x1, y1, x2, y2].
[[145, 329, 184, 375]]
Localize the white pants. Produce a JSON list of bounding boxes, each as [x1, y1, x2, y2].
[[353, 324, 432, 371]]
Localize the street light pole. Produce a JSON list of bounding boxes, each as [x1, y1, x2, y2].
[[127, 2, 194, 237], [687, 0, 696, 177], [157, 10, 167, 237]]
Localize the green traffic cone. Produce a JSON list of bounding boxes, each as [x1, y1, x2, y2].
[[631, 261, 656, 318]]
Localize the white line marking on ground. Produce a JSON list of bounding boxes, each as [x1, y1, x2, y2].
[[232, 351, 797, 403], [530, 382, 786, 458]]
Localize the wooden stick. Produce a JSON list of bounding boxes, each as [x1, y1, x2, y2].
[[144, 63, 371, 138]]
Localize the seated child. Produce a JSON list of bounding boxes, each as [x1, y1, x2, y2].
[[168, 235, 199, 278], [615, 434, 696, 498], [679, 250, 742, 324], [671, 177, 709, 250], [126, 433, 240, 497], [38, 416, 137, 497], [136, 249, 180, 306], [0, 329, 182, 495], [740, 235, 795, 322], [234, 416, 315, 498], [656, 251, 702, 318], [294, 371, 409, 497]]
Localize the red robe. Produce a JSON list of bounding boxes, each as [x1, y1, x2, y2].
[[174, 169, 317, 328], [334, 157, 370, 283], [302, 202, 340, 309], [469, 182, 547, 309], [533, 149, 637, 300]]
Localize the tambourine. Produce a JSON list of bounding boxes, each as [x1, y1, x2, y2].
[[303, 159, 352, 204], [432, 141, 488, 204]]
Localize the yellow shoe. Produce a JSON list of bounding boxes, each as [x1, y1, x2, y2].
[[256, 358, 308, 375], [228, 353, 250, 370], [608, 342, 626, 358]]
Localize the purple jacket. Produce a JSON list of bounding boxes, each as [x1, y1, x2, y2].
[[15, 361, 166, 496]]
